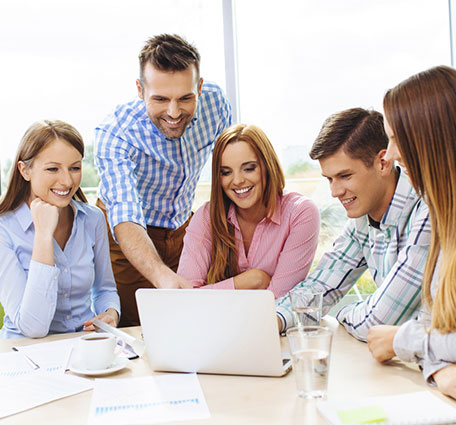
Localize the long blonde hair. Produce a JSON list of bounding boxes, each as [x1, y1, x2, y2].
[[207, 124, 285, 283], [384, 65, 456, 333], [0, 120, 87, 214]]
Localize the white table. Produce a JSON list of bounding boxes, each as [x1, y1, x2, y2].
[[1, 317, 454, 424]]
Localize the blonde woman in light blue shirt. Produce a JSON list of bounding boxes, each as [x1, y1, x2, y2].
[[0, 120, 120, 338], [368, 65, 456, 400]]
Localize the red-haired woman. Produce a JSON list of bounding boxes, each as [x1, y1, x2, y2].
[[177, 124, 320, 298]]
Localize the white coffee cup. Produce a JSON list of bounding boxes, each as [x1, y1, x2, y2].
[[78, 333, 125, 370]]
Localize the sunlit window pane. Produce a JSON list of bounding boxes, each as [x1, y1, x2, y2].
[[0, 0, 225, 168], [235, 0, 450, 170]]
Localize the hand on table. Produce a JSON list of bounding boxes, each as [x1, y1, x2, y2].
[[83, 308, 119, 331], [367, 325, 399, 362], [433, 364, 456, 399]]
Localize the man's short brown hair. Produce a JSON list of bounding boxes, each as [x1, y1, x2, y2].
[[139, 34, 200, 86], [310, 108, 388, 167]]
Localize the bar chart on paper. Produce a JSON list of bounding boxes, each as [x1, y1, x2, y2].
[[94, 397, 202, 416], [88, 374, 210, 425], [0, 352, 35, 378]]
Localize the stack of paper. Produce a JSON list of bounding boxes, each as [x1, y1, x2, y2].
[[1, 340, 210, 424], [0, 351, 92, 419]]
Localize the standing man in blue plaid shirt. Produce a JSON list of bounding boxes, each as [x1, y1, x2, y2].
[[277, 108, 431, 341], [95, 34, 232, 326]]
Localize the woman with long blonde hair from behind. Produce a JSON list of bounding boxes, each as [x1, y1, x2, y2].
[[177, 124, 320, 297], [367, 65, 456, 399]]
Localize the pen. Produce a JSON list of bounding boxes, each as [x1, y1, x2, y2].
[[92, 318, 145, 357], [12, 347, 40, 370]]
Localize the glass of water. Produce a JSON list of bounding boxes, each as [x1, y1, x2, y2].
[[289, 289, 323, 327], [286, 326, 333, 399]]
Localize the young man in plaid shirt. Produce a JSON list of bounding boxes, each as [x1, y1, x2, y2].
[[277, 108, 430, 341]]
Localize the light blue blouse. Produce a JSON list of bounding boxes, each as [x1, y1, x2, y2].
[[393, 255, 456, 384], [0, 200, 120, 338]]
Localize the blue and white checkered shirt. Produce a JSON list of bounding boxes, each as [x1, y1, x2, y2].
[[277, 168, 431, 341], [95, 82, 232, 236]]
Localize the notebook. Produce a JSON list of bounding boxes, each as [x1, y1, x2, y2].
[[317, 391, 456, 425], [135, 289, 292, 376]]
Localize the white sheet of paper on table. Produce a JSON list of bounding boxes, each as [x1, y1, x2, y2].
[[14, 337, 79, 374], [14, 334, 137, 374], [87, 373, 210, 425], [0, 371, 93, 419]]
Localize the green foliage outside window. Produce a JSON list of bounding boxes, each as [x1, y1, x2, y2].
[[81, 144, 100, 188], [287, 160, 313, 176]]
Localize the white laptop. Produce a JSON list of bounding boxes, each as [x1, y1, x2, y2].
[[135, 289, 292, 377]]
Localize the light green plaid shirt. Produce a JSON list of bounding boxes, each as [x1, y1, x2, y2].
[[277, 169, 431, 341]]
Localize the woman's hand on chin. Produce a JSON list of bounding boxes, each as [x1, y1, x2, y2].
[[30, 197, 59, 237]]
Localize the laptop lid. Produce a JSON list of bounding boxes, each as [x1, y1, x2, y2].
[[135, 289, 291, 377]]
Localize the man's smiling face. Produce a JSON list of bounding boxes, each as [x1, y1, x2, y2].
[[137, 63, 202, 139], [319, 147, 391, 221]]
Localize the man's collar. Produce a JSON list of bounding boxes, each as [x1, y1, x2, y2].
[[380, 166, 414, 226], [368, 215, 381, 229]]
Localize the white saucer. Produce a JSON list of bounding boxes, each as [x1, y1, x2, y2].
[[69, 355, 129, 376]]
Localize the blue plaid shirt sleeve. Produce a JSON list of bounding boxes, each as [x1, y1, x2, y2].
[[95, 83, 232, 239], [95, 124, 146, 236], [215, 89, 232, 136]]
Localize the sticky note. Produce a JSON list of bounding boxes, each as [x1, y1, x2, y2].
[[337, 405, 388, 424]]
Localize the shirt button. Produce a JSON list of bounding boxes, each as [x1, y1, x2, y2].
[[66, 315, 70, 320], [64, 293, 68, 297], [64, 269, 68, 273], [54, 276, 58, 280]]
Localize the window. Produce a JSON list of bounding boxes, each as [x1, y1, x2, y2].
[[0, 0, 225, 192], [235, 0, 450, 167], [234, 0, 451, 266]]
